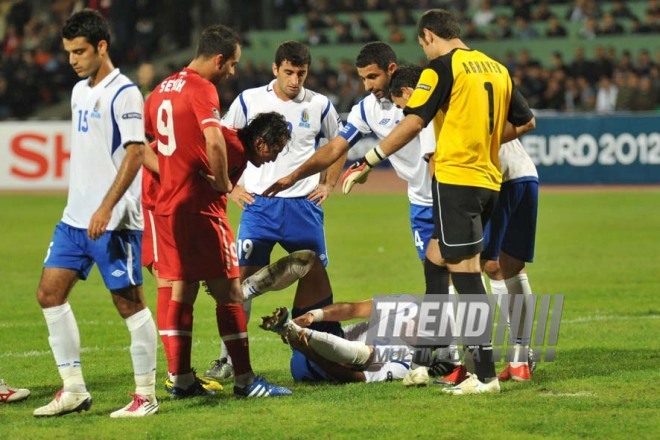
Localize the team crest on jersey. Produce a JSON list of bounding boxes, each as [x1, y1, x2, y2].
[[299, 109, 311, 128], [90, 99, 101, 119]]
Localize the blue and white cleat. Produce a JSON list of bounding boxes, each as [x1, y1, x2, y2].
[[234, 376, 292, 398], [259, 307, 290, 334]]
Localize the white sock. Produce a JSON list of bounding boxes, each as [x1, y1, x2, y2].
[[448, 284, 455, 295], [125, 308, 157, 396], [489, 279, 508, 296], [505, 273, 534, 358], [241, 250, 316, 301], [43, 303, 87, 393], [306, 329, 372, 366]]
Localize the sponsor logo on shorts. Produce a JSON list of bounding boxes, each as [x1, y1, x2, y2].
[[111, 269, 126, 277]]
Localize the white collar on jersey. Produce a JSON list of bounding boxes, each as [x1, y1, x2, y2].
[[378, 96, 394, 110], [86, 68, 121, 89], [266, 80, 307, 103]]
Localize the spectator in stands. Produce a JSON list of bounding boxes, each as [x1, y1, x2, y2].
[[543, 75, 564, 111], [595, 76, 618, 113], [598, 13, 624, 36], [0, 74, 11, 120], [563, 77, 580, 111], [491, 14, 513, 39], [387, 23, 406, 43], [635, 49, 655, 76], [570, 46, 596, 82], [566, 0, 589, 22], [616, 49, 635, 73], [593, 45, 614, 79], [473, 0, 496, 26], [334, 22, 355, 44], [136, 62, 157, 97], [393, 6, 416, 26], [609, 0, 636, 21], [305, 27, 329, 46], [635, 76, 657, 111], [549, 51, 569, 75], [463, 21, 487, 40], [545, 15, 568, 37], [637, 11, 660, 34], [513, 16, 539, 39], [512, 0, 532, 20], [531, 2, 553, 22], [576, 76, 596, 110], [614, 72, 636, 111], [578, 17, 598, 39]]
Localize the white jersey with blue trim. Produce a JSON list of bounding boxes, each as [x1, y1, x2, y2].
[[222, 80, 342, 198], [341, 94, 433, 206], [500, 138, 538, 182], [62, 69, 145, 231]]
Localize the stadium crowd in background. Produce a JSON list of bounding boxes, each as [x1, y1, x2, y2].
[[0, 0, 658, 119]]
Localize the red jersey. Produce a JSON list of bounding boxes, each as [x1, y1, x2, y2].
[[145, 68, 247, 216]]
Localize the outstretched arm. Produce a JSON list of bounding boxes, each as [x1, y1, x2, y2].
[[262, 136, 351, 197], [294, 300, 373, 327]]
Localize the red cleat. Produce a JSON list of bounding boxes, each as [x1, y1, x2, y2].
[[497, 364, 531, 382], [433, 364, 467, 386]]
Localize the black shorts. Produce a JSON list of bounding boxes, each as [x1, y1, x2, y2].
[[431, 178, 499, 259]]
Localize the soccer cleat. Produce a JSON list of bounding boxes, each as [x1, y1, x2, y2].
[[402, 366, 429, 387], [169, 376, 217, 399], [205, 358, 234, 381], [33, 389, 92, 417], [110, 394, 159, 418], [497, 363, 531, 382], [0, 379, 30, 403], [442, 374, 500, 395], [234, 376, 292, 398], [167, 371, 224, 393], [259, 307, 290, 334], [432, 364, 467, 386]]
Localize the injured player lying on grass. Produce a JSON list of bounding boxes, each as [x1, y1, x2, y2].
[[249, 250, 459, 383]]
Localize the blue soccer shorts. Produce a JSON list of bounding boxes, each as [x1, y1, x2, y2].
[[410, 203, 434, 261], [44, 222, 143, 290], [482, 178, 539, 262], [289, 348, 332, 382], [237, 195, 328, 267]]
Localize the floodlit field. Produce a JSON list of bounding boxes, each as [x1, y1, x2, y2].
[[1, 185, 658, 439]]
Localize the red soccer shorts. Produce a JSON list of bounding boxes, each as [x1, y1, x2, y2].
[[153, 213, 239, 281]]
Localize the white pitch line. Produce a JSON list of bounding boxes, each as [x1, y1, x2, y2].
[[561, 315, 659, 324]]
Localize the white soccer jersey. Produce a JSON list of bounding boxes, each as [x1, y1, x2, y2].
[[62, 69, 145, 231], [500, 138, 538, 182], [341, 95, 433, 206], [221, 81, 342, 197]]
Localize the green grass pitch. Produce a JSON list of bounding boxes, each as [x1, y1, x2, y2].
[[1, 189, 658, 439]]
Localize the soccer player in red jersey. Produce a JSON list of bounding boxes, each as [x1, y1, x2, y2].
[[144, 24, 292, 398]]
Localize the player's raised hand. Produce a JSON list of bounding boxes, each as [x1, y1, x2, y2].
[[307, 182, 332, 206], [228, 185, 255, 210], [262, 175, 295, 198]]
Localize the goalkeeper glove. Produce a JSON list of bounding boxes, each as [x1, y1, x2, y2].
[[341, 145, 387, 194]]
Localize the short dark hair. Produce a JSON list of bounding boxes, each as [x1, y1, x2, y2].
[[238, 112, 291, 154], [355, 41, 397, 71], [62, 9, 111, 48], [275, 41, 311, 68], [389, 64, 423, 97], [195, 24, 241, 59], [417, 9, 461, 40]]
